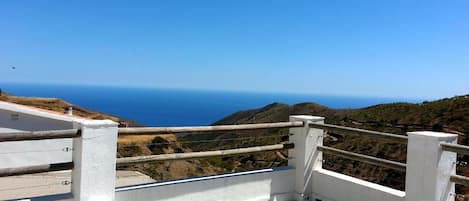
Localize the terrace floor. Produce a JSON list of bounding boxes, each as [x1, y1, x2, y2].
[[0, 170, 155, 200]]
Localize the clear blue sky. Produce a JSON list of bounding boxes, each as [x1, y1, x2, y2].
[[1, 0, 468, 99]]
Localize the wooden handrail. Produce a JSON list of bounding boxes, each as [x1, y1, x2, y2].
[[451, 174, 469, 186], [441, 142, 469, 156], [116, 143, 294, 165], [0, 129, 80, 142], [0, 162, 74, 177], [309, 123, 408, 143], [318, 146, 407, 172], [118, 121, 304, 135]]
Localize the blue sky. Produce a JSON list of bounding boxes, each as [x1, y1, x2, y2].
[[1, 0, 468, 99]]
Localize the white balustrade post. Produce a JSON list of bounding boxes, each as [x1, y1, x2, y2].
[[289, 115, 325, 201], [405, 131, 458, 201], [72, 120, 118, 201]]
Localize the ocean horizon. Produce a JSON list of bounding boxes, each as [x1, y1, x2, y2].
[[0, 83, 422, 126]]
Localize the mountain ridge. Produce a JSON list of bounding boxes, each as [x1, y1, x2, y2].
[[205, 94, 469, 195], [215, 95, 469, 135]]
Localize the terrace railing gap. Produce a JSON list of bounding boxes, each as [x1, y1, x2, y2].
[[441, 142, 469, 186], [309, 122, 408, 143], [117, 143, 295, 165], [317, 145, 407, 172], [116, 121, 302, 166]]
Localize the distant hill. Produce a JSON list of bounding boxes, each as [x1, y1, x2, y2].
[[215, 95, 469, 135], [187, 94, 469, 193]]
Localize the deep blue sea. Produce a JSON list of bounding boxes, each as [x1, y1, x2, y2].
[[0, 83, 421, 126]]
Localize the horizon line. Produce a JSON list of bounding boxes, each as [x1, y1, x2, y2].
[[0, 81, 439, 102]]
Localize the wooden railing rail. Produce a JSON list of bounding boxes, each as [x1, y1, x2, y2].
[[0, 162, 74, 177], [309, 123, 408, 143], [318, 145, 407, 172], [0, 129, 80, 142], [116, 143, 294, 165], [451, 174, 469, 186], [118, 121, 304, 135], [440, 143, 469, 187], [441, 142, 469, 156]]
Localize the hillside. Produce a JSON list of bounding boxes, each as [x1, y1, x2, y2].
[[214, 96, 469, 135], [183, 95, 469, 193]]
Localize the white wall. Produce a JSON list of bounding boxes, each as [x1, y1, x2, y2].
[[19, 168, 295, 201], [405, 131, 458, 201], [0, 103, 75, 168], [0, 108, 73, 131], [0, 139, 73, 168], [311, 169, 405, 201], [18, 168, 407, 201], [115, 168, 295, 201]]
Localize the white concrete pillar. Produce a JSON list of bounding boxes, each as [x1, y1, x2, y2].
[[72, 120, 118, 201], [289, 115, 324, 201], [405, 131, 458, 201]]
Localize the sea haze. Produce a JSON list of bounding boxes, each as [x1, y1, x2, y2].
[[0, 83, 421, 126]]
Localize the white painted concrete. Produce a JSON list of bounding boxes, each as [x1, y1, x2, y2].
[[288, 115, 324, 201], [115, 168, 295, 201], [71, 120, 118, 201], [18, 169, 295, 201], [0, 128, 24, 132], [0, 101, 120, 201], [0, 101, 76, 168], [405, 131, 458, 201], [0, 101, 78, 130], [312, 169, 405, 201], [0, 170, 154, 201], [0, 138, 73, 168]]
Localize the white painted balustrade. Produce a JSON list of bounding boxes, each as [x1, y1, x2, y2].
[[0, 104, 462, 201]]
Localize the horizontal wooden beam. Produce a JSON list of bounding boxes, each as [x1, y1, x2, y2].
[[116, 143, 294, 165], [309, 123, 408, 143], [318, 145, 407, 172], [0, 129, 80, 142], [441, 142, 469, 156], [451, 174, 469, 186], [118, 121, 304, 135], [0, 162, 74, 177]]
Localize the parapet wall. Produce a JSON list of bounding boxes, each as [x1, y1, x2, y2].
[[0, 102, 75, 168], [115, 168, 295, 201]]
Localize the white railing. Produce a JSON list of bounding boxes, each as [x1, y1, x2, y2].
[[0, 115, 464, 201]]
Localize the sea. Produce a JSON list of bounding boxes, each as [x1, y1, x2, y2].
[[0, 83, 421, 126]]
